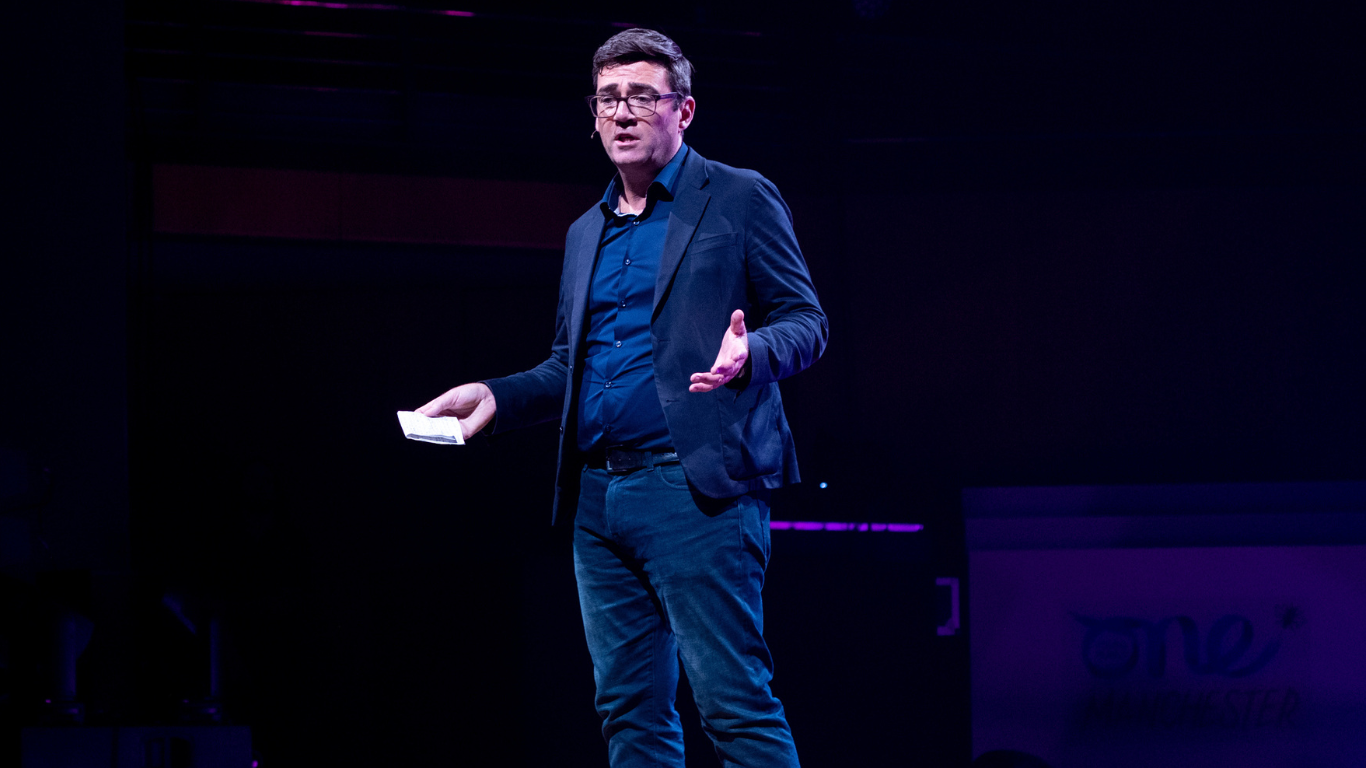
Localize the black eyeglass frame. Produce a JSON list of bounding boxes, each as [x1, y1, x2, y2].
[[586, 92, 682, 118]]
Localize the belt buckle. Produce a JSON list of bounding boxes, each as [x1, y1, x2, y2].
[[605, 447, 643, 475]]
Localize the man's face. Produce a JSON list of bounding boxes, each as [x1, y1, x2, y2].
[[594, 61, 695, 176]]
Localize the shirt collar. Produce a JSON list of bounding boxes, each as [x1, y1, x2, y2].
[[600, 143, 690, 218]]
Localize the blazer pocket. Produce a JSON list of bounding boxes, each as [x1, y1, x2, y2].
[[688, 232, 740, 253], [719, 388, 782, 481]]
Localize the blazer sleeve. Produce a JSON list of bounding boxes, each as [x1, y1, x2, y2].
[[742, 177, 829, 389]]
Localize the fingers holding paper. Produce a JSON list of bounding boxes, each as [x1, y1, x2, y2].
[[689, 309, 750, 393], [417, 382, 497, 436]]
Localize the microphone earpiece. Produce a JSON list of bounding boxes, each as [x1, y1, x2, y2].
[[591, 129, 600, 139]]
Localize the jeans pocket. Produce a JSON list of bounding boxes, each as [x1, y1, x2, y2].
[[656, 461, 692, 490]]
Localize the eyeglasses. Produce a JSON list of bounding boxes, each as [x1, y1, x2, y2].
[[586, 92, 680, 118]]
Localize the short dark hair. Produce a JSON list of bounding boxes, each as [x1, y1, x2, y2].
[[591, 28, 693, 105]]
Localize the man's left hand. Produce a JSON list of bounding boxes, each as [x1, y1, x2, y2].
[[689, 309, 749, 393]]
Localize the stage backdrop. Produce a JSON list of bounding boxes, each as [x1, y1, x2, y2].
[[967, 482, 1366, 768]]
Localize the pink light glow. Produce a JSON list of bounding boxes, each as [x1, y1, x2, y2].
[[771, 521, 923, 533], [275, 1, 404, 9], [437, 10, 475, 16], [888, 523, 924, 532]]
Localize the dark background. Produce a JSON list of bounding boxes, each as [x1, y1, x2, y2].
[[3, 1, 1363, 766]]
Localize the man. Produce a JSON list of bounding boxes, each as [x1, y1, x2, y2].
[[417, 28, 826, 767]]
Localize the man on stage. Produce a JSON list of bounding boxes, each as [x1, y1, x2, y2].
[[416, 28, 826, 767]]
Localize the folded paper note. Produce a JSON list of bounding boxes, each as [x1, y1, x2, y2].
[[397, 411, 465, 445]]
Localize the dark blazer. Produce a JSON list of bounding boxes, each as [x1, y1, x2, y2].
[[484, 148, 828, 523]]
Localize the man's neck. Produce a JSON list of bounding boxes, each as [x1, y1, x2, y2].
[[615, 143, 682, 215], [615, 167, 657, 215]]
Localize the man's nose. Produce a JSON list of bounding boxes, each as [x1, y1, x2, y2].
[[609, 100, 635, 122]]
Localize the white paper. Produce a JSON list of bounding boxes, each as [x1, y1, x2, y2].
[[396, 411, 465, 445]]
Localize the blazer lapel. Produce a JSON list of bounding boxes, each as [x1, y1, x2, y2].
[[654, 153, 711, 317]]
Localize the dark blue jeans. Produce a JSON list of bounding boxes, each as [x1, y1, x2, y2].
[[574, 462, 800, 767]]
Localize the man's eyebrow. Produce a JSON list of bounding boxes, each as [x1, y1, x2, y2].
[[596, 82, 661, 95]]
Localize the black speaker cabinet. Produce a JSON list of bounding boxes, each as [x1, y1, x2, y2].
[[762, 522, 970, 768]]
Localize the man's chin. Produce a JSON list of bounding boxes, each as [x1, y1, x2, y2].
[[608, 146, 657, 170], [609, 148, 641, 163]]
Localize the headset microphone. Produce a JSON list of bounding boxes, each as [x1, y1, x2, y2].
[[591, 129, 600, 139]]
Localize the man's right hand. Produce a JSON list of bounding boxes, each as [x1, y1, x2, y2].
[[416, 382, 497, 438]]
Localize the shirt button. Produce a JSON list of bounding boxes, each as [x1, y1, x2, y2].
[[620, 301, 626, 307], [605, 381, 613, 388], [633, 221, 640, 226], [615, 341, 622, 348], [624, 259, 631, 265]]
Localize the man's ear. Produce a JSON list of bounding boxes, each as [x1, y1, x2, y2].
[[677, 96, 696, 131]]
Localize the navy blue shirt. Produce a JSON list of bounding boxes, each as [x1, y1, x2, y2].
[[575, 145, 690, 453]]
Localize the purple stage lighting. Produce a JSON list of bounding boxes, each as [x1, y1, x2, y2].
[[234, 0, 476, 14], [770, 521, 923, 532]]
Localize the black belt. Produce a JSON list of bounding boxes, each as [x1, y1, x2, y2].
[[584, 447, 681, 475]]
